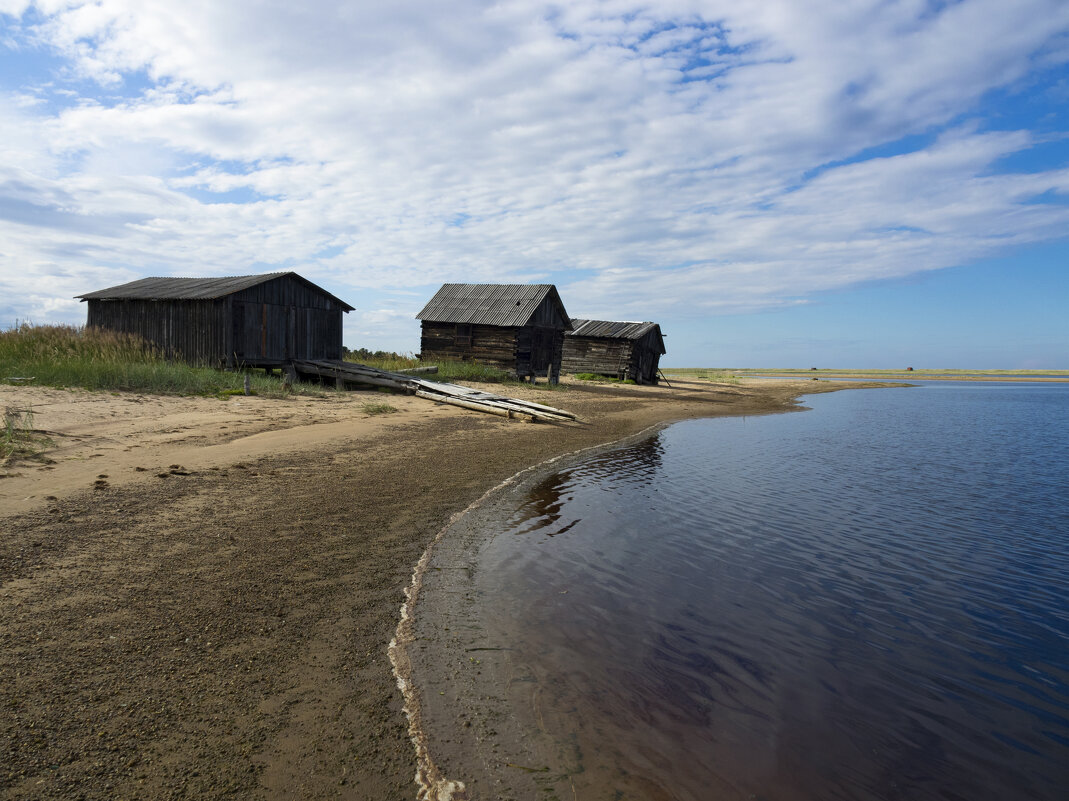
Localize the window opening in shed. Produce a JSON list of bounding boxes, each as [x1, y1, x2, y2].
[[455, 324, 472, 346]]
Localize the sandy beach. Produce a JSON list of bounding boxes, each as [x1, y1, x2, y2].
[[0, 376, 895, 800]]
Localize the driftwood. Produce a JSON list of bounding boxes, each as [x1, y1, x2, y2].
[[291, 360, 577, 422]]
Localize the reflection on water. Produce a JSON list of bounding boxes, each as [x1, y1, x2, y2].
[[508, 437, 665, 537], [475, 383, 1069, 801]]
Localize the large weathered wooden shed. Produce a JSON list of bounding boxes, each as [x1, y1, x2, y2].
[[561, 319, 666, 384], [77, 272, 354, 367], [416, 283, 571, 378]]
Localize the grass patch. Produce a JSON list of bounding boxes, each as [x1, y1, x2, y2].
[[572, 372, 635, 384], [2, 406, 52, 463], [344, 350, 521, 385], [360, 401, 399, 415], [0, 323, 324, 397], [434, 360, 520, 384]]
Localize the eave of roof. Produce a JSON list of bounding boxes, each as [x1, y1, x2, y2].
[[416, 283, 568, 327], [566, 318, 660, 340], [76, 272, 355, 311]]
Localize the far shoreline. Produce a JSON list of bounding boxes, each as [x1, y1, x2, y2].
[[713, 370, 1069, 382]]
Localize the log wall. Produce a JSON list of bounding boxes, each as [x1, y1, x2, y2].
[[562, 333, 663, 384], [419, 322, 564, 376], [419, 322, 518, 370], [561, 337, 635, 378]]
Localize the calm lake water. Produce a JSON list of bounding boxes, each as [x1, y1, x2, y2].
[[473, 383, 1069, 801]]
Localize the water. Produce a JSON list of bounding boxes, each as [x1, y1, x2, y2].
[[472, 383, 1069, 800]]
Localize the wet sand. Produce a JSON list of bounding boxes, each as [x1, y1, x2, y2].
[[0, 377, 896, 800]]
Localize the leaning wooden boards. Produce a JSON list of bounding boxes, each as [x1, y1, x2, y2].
[[291, 360, 577, 422]]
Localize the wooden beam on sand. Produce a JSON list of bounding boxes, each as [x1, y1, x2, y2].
[[290, 359, 578, 423], [413, 390, 516, 418], [409, 380, 577, 420]]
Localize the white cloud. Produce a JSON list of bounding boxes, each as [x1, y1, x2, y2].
[[1, 0, 1068, 349]]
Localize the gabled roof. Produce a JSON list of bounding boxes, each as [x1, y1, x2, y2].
[[567, 319, 666, 353], [76, 272, 355, 310], [416, 283, 569, 328], [567, 319, 658, 340]]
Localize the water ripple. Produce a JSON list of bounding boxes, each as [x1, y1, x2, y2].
[[476, 383, 1069, 800]]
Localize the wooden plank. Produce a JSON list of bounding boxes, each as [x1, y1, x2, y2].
[[289, 359, 578, 422], [413, 390, 516, 418]]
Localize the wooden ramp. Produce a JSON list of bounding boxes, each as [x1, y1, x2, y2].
[[291, 360, 577, 422]]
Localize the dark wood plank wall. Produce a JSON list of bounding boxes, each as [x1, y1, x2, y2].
[[232, 276, 345, 363], [86, 275, 345, 366], [530, 295, 568, 327], [87, 298, 229, 364], [633, 328, 663, 384], [236, 277, 342, 310], [515, 327, 564, 376]]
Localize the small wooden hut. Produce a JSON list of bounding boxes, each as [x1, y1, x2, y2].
[[77, 272, 353, 367], [561, 319, 666, 384], [416, 283, 571, 378]]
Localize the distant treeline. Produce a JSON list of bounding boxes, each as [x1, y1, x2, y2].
[[341, 346, 413, 363]]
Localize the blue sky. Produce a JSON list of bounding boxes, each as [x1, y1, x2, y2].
[[1, 0, 1067, 368]]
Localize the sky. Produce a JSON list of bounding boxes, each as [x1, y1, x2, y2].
[[1, 0, 1067, 368]]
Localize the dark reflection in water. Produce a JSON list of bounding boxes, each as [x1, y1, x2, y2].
[[510, 437, 665, 537], [475, 383, 1069, 801]]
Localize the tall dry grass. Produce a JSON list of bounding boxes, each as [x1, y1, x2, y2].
[[0, 323, 315, 396], [1, 405, 51, 462]]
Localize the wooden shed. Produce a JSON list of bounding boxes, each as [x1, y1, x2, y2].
[[416, 283, 571, 378], [76, 272, 354, 367], [561, 319, 666, 384]]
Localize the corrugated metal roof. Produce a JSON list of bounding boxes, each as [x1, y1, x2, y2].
[[567, 319, 660, 340], [416, 283, 567, 327], [76, 272, 354, 310]]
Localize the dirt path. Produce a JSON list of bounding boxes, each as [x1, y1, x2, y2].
[[0, 377, 891, 800]]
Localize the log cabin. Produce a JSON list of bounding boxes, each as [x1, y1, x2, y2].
[[416, 283, 571, 378], [561, 319, 666, 384]]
